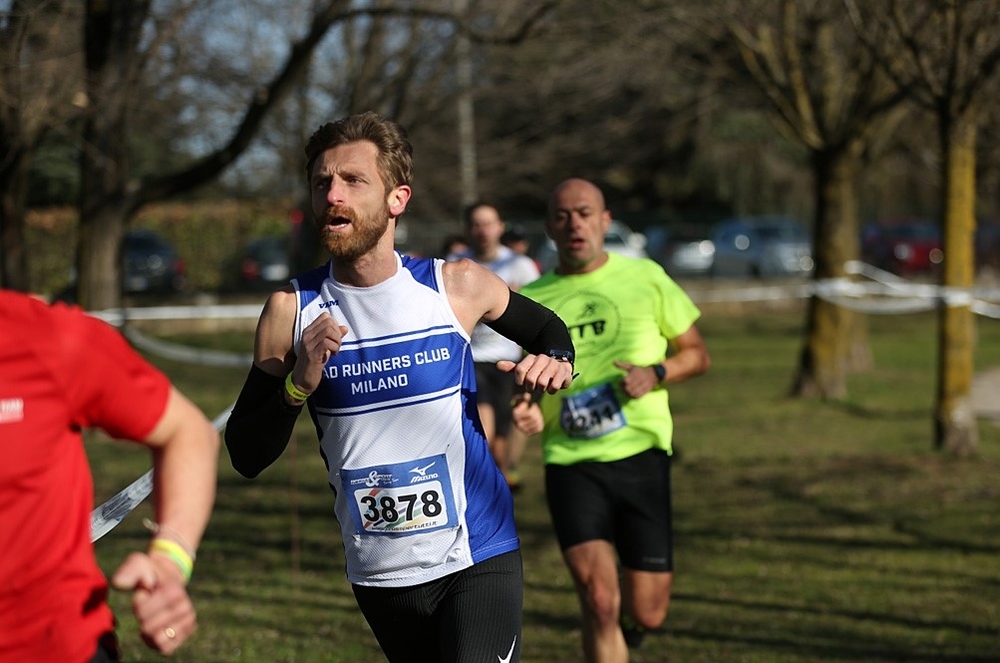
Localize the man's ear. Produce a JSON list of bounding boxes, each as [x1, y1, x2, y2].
[[600, 209, 613, 233], [387, 185, 411, 217], [543, 218, 556, 240]]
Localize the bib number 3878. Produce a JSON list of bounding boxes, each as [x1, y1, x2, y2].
[[342, 455, 457, 536]]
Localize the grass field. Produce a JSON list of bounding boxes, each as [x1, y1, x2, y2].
[[87, 306, 1000, 662]]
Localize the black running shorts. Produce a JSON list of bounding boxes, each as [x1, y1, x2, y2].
[[473, 362, 517, 437], [87, 633, 121, 663], [352, 550, 523, 663], [545, 448, 673, 572]]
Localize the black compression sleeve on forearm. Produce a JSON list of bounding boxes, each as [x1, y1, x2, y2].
[[224, 364, 302, 478], [484, 289, 575, 357]]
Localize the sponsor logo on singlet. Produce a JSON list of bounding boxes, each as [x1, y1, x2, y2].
[[0, 398, 24, 424]]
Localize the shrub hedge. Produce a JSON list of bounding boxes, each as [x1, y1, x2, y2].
[[25, 200, 294, 297]]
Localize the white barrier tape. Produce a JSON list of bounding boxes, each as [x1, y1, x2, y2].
[[844, 260, 911, 285], [814, 294, 940, 314], [813, 277, 868, 298], [123, 326, 253, 368], [690, 283, 814, 303], [972, 300, 1000, 318], [91, 303, 265, 326], [815, 281, 999, 317], [682, 262, 1000, 319], [90, 405, 234, 542], [90, 470, 153, 543], [689, 283, 1000, 317]]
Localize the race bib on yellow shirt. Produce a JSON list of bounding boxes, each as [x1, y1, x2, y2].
[[559, 384, 626, 439]]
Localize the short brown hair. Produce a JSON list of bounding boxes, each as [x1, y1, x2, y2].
[[462, 201, 499, 227], [304, 111, 413, 192]]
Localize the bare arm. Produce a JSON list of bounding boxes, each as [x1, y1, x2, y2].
[[511, 392, 544, 436], [617, 324, 711, 399], [253, 286, 299, 377], [144, 387, 220, 557], [253, 285, 350, 394], [664, 324, 711, 382], [110, 386, 220, 655], [443, 259, 574, 394], [443, 258, 513, 333], [225, 286, 348, 477]]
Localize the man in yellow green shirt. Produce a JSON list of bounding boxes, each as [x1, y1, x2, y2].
[[516, 178, 711, 663]]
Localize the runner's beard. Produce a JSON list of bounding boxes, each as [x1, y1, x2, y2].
[[320, 203, 391, 262]]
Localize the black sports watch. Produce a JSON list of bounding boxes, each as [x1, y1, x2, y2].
[[546, 349, 575, 366], [651, 363, 667, 383]]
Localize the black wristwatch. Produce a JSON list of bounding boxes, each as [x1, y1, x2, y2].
[[546, 349, 575, 367], [651, 363, 667, 383]]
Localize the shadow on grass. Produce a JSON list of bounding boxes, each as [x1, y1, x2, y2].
[[732, 463, 1000, 556], [674, 591, 1000, 640], [824, 398, 933, 420], [670, 625, 999, 663]]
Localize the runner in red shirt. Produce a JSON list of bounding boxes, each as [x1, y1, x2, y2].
[[0, 290, 219, 663]]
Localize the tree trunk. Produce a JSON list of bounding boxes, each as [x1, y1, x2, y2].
[[935, 111, 978, 455], [77, 87, 131, 311], [76, 0, 150, 311], [0, 148, 30, 292], [0, 0, 32, 293], [791, 144, 868, 398], [72, 1, 368, 309]]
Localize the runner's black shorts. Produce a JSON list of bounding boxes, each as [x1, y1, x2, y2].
[[87, 632, 121, 662], [474, 362, 517, 437], [352, 550, 523, 663], [545, 448, 673, 572]]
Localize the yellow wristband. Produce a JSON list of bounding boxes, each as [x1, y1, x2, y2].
[[150, 538, 194, 583], [284, 373, 310, 402]]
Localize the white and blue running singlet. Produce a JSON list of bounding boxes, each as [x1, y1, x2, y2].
[[292, 252, 519, 587]]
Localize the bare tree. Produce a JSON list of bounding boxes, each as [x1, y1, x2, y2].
[[973, 66, 1000, 237], [72, 0, 555, 310], [714, 0, 912, 398], [0, 0, 83, 291], [234, 0, 556, 267], [467, 0, 717, 214], [846, 0, 1000, 455]]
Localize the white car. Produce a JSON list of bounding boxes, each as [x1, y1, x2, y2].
[[710, 216, 813, 278], [535, 220, 648, 272]]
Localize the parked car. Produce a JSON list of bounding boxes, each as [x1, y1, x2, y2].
[[976, 220, 1000, 274], [122, 229, 186, 293], [862, 218, 942, 276], [710, 216, 813, 278], [659, 224, 715, 277], [534, 220, 648, 272], [237, 236, 291, 289]]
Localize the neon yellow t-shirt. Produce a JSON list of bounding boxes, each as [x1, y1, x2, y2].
[[520, 252, 701, 465]]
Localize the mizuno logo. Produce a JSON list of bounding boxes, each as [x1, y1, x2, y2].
[[410, 461, 436, 477], [498, 636, 517, 663]]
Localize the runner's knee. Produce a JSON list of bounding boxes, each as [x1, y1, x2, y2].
[[632, 598, 670, 630], [624, 573, 672, 629], [577, 578, 621, 626]]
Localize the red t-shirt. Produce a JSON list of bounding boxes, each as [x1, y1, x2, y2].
[[0, 292, 171, 663]]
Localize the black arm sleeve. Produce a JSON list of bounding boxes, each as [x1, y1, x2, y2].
[[224, 364, 303, 479], [484, 289, 575, 358]]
